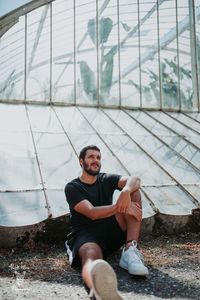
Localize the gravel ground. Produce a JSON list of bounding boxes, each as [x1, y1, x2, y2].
[[0, 232, 199, 300]]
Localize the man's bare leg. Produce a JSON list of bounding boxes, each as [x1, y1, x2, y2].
[[115, 189, 142, 243], [115, 189, 149, 276], [78, 242, 123, 299], [78, 242, 103, 289]]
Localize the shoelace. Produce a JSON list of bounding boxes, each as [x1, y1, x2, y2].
[[125, 240, 144, 263], [131, 240, 144, 261], [131, 240, 138, 248], [127, 247, 141, 262]]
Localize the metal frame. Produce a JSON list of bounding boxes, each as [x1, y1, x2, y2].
[[157, 0, 162, 110], [175, 0, 181, 111], [189, 0, 200, 112], [0, 0, 200, 112], [103, 108, 200, 207], [0, 0, 56, 38]]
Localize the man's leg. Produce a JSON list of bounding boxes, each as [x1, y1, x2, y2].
[[115, 189, 149, 276], [78, 242, 103, 289], [115, 189, 142, 243], [125, 189, 142, 243], [78, 242, 124, 299]]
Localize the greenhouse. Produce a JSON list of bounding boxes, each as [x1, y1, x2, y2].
[[0, 0, 200, 246]]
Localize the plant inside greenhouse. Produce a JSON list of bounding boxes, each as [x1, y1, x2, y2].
[[0, 1, 200, 299]]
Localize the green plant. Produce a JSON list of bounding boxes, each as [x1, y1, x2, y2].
[[0, 69, 16, 99], [79, 17, 117, 103], [127, 57, 193, 109]]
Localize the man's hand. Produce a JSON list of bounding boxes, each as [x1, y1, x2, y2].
[[116, 176, 142, 221], [127, 202, 142, 222], [116, 190, 131, 213], [116, 190, 142, 222]]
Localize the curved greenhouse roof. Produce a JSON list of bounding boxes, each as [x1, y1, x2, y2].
[[0, 1, 32, 17], [0, 0, 200, 110], [0, 0, 200, 245]]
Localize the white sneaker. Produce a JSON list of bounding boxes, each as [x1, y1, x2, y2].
[[119, 241, 149, 276], [89, 259, 124, 300]]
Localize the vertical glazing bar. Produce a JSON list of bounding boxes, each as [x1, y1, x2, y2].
[[175, 0, 181, 111], [197, 2, 200, 113], [195, 0, 200, 112], [74, 0, 76, 105], [117, 0, 121, 107], [137, 0, 142, 109], [50, 2, 52, 103], [96, 0, 100, 106], [157, 0, 162, 110], [24, 14, 27, 101], [189, 0, 199, 111]]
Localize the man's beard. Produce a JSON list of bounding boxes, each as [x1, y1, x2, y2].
[[83, 161, 101, 176]]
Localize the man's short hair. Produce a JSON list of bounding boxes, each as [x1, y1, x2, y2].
[[79, 145, 100, 160]]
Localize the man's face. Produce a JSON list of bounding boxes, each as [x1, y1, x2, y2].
[[81, 149, 101, 176]]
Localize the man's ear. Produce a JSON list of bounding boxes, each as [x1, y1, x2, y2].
[[79, 158, 83, 168]]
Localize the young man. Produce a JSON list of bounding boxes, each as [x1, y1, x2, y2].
[[65, 145, 148, 300]]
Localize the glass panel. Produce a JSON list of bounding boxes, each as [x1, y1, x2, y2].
[[0, 132, 41, 190], [143, 186, 196, 215], [140, 192, 156, 218], [102, 133, 173, 186], [79, 107, 122, 134], [33, 132, 79, 188], [127, 110, 200, 169], [98, 0, 119, 105], [149, 111, 200, 148], [0, 17, 25, 101], [75, 0, 97, 105], [46, 190, 70, 218], [27, 105, 63, 132], [186, 112, 200, 121], [159, 0, 179, 109], [0, 191, 48, 226], [0, 104, 29, 132], [106, 109, 200, 184], [134, 135, 200, 184], [0, 105, 42, 191], [185, 184, 200, 203], [140, 0, 159, 108], [0, 1, 199, 110], [119, 0, 140, 107], [167, 112, 200, 132], [55, 106, 94, 134], [178, 1, 193, 110], [162, 136, 200, 170], [26, 5, 50, 101], [52, 0, 74, 103]]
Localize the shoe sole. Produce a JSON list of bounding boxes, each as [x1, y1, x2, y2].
[[90, 260, 123, 300], [119, 260, 149, 276]]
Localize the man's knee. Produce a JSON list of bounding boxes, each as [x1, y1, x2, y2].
[[78, 242, 103, 264], [131, 189, 141, 204]]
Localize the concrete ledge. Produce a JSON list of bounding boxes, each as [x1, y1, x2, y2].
[[0, 210, 199, 248]]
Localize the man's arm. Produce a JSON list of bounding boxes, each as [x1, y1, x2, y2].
[[73, 200, 117, 220], [116, 176, 141, 214], [118, 175, 141, 192], [72, 175, 141, 221]]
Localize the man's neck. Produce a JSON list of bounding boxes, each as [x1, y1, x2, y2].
[[79, 172, 97, 184]]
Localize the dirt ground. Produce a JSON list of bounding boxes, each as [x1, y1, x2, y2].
[[0, 231, 200, 300]]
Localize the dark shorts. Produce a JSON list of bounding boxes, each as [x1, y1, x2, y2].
[[65, 216, 126, 268]]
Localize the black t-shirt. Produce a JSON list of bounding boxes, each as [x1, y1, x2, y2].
[[65, 173, 121, 231]]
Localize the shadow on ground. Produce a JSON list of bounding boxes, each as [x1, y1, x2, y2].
[[0, 232, 199, 299]]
